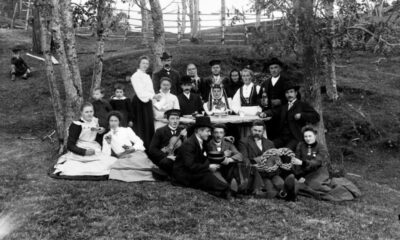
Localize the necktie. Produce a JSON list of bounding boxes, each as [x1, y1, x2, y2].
[[288, 101, 293, 110], [171, 130, 176, 135]]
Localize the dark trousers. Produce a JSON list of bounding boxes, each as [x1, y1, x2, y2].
[[158, 158, 174, 176]]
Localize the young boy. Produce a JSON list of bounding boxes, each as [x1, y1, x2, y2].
[[91, 87, 112, 129], [109, 84, 133, 127], [10, 47, 31, 81]]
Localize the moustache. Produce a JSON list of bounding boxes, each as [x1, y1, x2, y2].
[[164, 64, 170, 68]]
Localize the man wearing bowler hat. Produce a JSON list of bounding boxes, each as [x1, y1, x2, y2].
[[273, 82, 320, 151], [202, 60, 229, 101], [172, 116, 234, 199], [258, 57, 289, 140], [152, 52, 181, 95]]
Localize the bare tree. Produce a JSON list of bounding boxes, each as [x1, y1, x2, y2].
[[36, 0, 65, 151], [188, 0, 199, 39], [51, 0, 82, 145], [90, 0, 106, 94], [322, 0, 338, 100], [296, 0, 328, 148], [140, 0, 150, 46], [149, 0, 165, 71]]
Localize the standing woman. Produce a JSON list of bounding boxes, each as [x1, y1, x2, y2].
[[231, 68, 261, 115], [224, 69, 243, 98], [131, 56, 156, 149]]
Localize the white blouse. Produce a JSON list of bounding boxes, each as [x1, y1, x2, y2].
[[102, 127, 145, 155], [231, 83, 261, 113], [131, 69, 155, 103], [153, 91, 180, 119]]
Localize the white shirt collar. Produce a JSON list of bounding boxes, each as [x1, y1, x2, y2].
[[271, 76, 280, 86], [112, 96, 126, 100], [183, 92, 190, 98], [289, 98, 297, 104], [160, 90, 170, 95], [243, 82, 254, 89], [195, 135, 203, 146]]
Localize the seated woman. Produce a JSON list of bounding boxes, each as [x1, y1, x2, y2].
[[203, 83, 233, 116], [153, 77, 180, 129], [102, 111, 156, 182], [293, 126, 361, 201], [231, 68, 262, 116], [53, 103, 117, 176]]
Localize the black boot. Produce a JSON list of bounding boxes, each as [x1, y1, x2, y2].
[[283, 174, 297, 202]]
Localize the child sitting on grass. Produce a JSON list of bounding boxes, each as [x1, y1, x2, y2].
[[91, 87, 112, 129], [10, 47, 31, 81], [109, 84, 133, 127]]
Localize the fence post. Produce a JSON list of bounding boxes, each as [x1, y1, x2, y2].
[[244, 25, 249, 45], [11, 3, 18, 29], [177, 4, 182, 44], [25, 0, 31, 30], [221, 0, 225, 45]]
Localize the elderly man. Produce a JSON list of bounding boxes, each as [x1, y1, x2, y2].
[[258, 58, 289, 140], [173, 117, 234, 199], [152, 52, 181, 95]]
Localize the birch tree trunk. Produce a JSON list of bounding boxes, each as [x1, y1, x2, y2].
[[255, 0, 261, 28], [37, 0, 65, 151], [140, 0, 150, 46], [51, 0, 81, 146], [181, 0, 187, 34], [322, 0, 338, 100], [90, 0, 106, 94], [296, 0, 328, 149], [221, 0, 225, 45], [32, 4, 42, 53], [149, 0, 165, 72], [189, 0, 199, 39]]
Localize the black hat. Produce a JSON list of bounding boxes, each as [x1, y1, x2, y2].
[[194, 116, 212, 129], [180, 75, 193, 85], [266, 57, 284, 68], [209, 59, 221, 67], [211, 83, 223, 89], [11, 46, 23, 53], [283, 82, 300, 92], [164, 109, 181, 118], [207, 151, 225, 164], [160, 52, 172, 60]]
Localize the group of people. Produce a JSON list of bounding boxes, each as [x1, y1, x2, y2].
[[52, 52, 361, 202]]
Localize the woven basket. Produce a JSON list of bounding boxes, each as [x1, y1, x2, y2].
[[255, 148, 295, 174]]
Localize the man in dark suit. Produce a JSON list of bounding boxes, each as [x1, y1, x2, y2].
[[258, 58, 289, 140], [201, 60, 229, 101], [148, 109, 187, 175], [238, 121, 297, 201], [173, 117, 232, 198], [152, 52, 181, 95], [177, 76, 203, 115], [274, 83, 320, 151], [238, 121, 275, 164]]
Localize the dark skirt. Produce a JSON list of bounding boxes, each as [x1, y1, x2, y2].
[[131, 96, 155, 149]]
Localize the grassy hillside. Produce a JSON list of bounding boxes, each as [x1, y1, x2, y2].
[[0, 29, 399, 239]]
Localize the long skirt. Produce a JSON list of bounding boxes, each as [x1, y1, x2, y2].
[[131, 96, 155, 149], [109, 151, 156, 182], [298, 167, 362, 201], [54, 141, 117, 176]]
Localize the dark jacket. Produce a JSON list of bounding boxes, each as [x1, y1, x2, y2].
[[207, 139, 243, 162], [238, 136, 275, 164], [258, 75, 289, 110], [148, 125, 184, 164], [201, 75, 229, 101], [294, 141, 328, 177], [92, 99, 112, 128], [152, 68, 181, 95], [11, 57, 29, 75], [177, 92, 203, 115], [279, 100, 320, 142], [173, 135, 210, 182], [224, 80, 243, 98], [109, 97, 133, 126]]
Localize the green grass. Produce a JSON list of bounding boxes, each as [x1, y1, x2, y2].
[[1, 29, 400, 239]]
